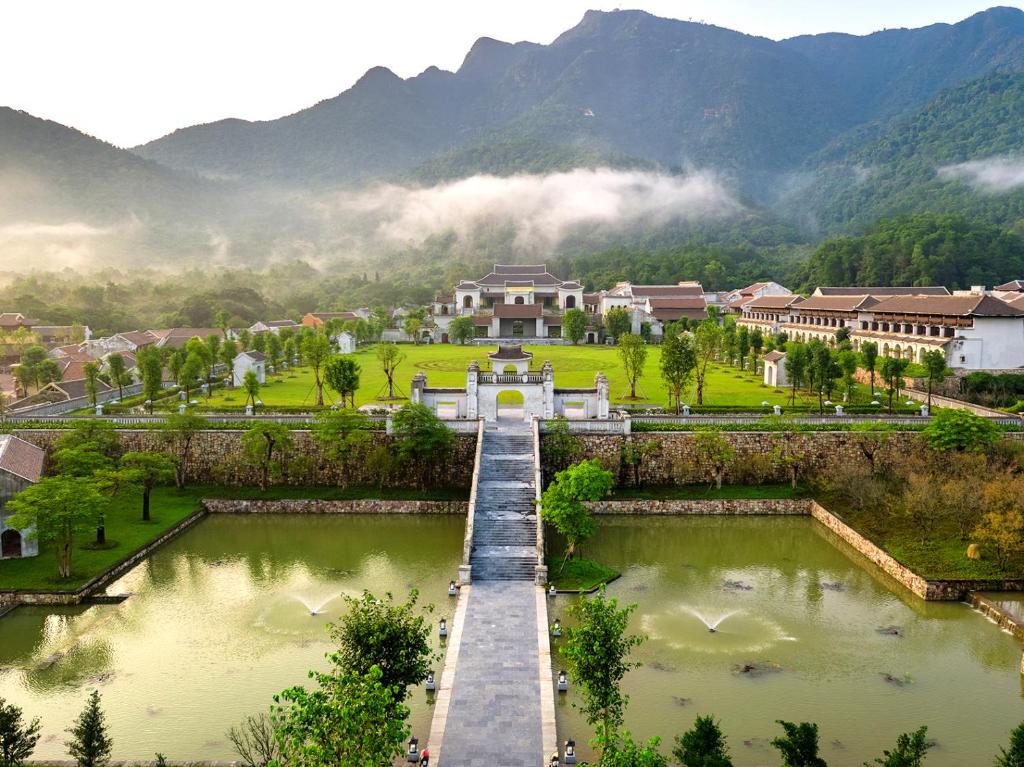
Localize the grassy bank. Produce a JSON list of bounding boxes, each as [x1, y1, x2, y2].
[[0, 484, 469, 591], [546, 556, 620, 592]]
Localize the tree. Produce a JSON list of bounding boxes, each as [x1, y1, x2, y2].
[[784, 342, 808, 405], [922, 408, 1001, 452], [865, 726, 930, 767], [996, 721, 1024, 767], [83, 362, 101, 407], [544, 417, 583, 473], [861, 342, 879, 397], [540, 459, 613, 560], [880, 356, 910, 414], [692, 321, 723, 406], [750, 329, 764, 373], [604, 307, 631, 340], [65, 691, 112, 767], [692, 432, 736, 490], [162, 412, 209, 488], [403, 317, 423, 344], [205, 334, 222, 380], [620, 438, 661, 488], [736, 326, 750, 370], [391, 403, 453, 488], [266, 332, 283, 371], [330, 590, 433, 705], [771, 721, 826, 767], [214, 309, 230, 336], [227, 713, 281, 767], [6, 477, 105, 579], [241, 422, 293, 491], [312, 410, 370, 485], [660, 330, 696, 415], [120, 452, 175, 522], [973, 509, 1024, 569], [563, 308, 588, 345], [618, 333, 648, 399], [921, 349, 948, 410], [838, 349, 858, 402], [448, 316, 475, 345], [242, 370, 261, 408], [105, 354, 127, 400], [561, 587, 644, 754], [673, 715, 732, 767], [301, 334, 333, 407], [772, 433, 807, 490], [271, 664, 408, 767], [17, 346, 48, 392], [137, 347, 163, 406], [177, 350, 205, 401], [601, 732, 669, 767], [324, 356, 360, 408], [808, 342, 840, 413], [376, 344, 405, 400], [0, 698, 41, 766]]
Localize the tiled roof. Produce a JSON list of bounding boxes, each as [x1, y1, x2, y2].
[[559, 281, 583, 290], [494, 303, 543, 318], [1007, 295, 1024, 310], [0, 435, 44, 483], [648, 297, 707, 309], [869, 294, 1024, 317], [739, 282, 769, 295], [0, 312, 27, 327], [814, 286, 950, 297], [115, 330, 158, 347], [792, 295, 878, 312], [630, 285, 704, 299], [504, 280, 536, 288], [494, 264, 547, 275], [995, 280, 1024, 292], [488, 345, 532, 360], [239, 350, 268, 362], [265, 320, 298, 328], [472, 315, 493, 326], [763, 350, 786, 362], [152, 328, 224, 349], [39, 378, 113, 401], [434, 294, 454, 303], [742, 295, 802, 310], [582, 293, 601, 304]]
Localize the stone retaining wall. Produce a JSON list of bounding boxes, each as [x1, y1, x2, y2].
[[969, 593, 1024, 642], [14, 429, 477, 489], [589, 498, 808, 515], [202, 499, 468, 515], [545, 431, 923, 487]]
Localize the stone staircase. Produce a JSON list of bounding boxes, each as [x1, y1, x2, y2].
[[469, 425, 539, 581]]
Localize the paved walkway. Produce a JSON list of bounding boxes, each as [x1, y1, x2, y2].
[[429, 421, 555, 766]]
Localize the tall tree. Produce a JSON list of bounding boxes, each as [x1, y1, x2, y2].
[[880, 356, 910, 414], [771, 721, 826, 767], [692, 432, 736, 490], [563, 308, 588, 345], [660, 330, 697, 415], [540, 459, 613, 561], [391, 404, 453, 488], [301, 334, 333, 407], [736, 326, 750, 371], [0, 697, 41, 766], [119, 452, 176, 522], [82, 362, 101, 407], [750, 329, 764, 373], [6, 478, 105, 579], [205, 334, 222, 380], [448, 316, 475, 345], [324, 356, 360, 408], [65, 691, 112, 767], [161, 412, 209, 488], [692, 321, 723, 406], [137, 347, 163, 407], [105, 354, 127, 400], [561, 587, 644, 755], [861, 342, 879, 398], [242, 370, 261, 408], [220, 339, 238, 383], [921, 349, 947, 410], [403, 317, 423, 344], [604, 307, 631, 341], [784, 342, 809, 405], [311, 410, 370, 485], [241, 422, 293, 490], [376, 344, 406, 400], [618, 333, 648, 399]]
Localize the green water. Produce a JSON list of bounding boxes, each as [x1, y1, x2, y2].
[[550, 517, 1024, 767], [0, 515, 463, 760]]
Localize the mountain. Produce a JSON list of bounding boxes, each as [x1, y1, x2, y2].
[[134, 7, 1024, 195], [786, 70, 1024, 233]]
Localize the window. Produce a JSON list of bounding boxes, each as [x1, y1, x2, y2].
[[514, 296, 525, 305], [463, 295, 473, 308], [565, 295, 576, 309]]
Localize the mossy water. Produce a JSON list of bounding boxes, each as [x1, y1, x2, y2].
[[0, 514, 463, 760], [549, 516, 1024, 767]]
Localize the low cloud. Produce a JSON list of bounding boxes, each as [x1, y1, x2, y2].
[[317, 169, 741, 253], [938, 156, 1024, 193]]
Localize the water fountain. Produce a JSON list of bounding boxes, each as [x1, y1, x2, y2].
[[683, 607, 740, 633]]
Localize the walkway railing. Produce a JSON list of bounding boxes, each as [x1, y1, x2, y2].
[[478, 372, 544, 384]]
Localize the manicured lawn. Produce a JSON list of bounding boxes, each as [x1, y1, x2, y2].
[[197, 344, 891, 411], [546, 556, 620, 592], [610, 483, 805, 500], [0, 484, 468, 591]]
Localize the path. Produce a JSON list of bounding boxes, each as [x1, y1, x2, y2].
[[429, 421, 556, 766]]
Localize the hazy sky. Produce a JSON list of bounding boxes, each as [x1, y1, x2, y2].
[[1, 0, 1018, 147]]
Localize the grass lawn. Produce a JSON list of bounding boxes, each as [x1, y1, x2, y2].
[[610, 483, 805, 500], [546, 556, 620, 592], [197, 344, 892, 411], [0, 484, 468, 591]]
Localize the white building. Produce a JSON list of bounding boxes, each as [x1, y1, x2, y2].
[[336, 331, 356, 355], [249, 320, 299, 335], [233, 351, 267, 386], [763, 350, 788, 388], [721, 281, 792, 314]]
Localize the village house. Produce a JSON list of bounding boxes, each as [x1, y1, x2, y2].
[[721, 281, 792, 314], [233, 350, 267, 386], [301, 309, 370, 330], [248, 320, 299, 335], [336, 331, 356, 355], [0, 435, 43, 559]]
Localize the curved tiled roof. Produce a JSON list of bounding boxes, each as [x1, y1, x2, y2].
[[869, 294, 1024, 317], [0, 435, 44, 483], [489, 345, 532, 360]]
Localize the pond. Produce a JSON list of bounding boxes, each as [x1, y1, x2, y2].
[[0, 514, 462, 761], [549, 516, 1024, 767]]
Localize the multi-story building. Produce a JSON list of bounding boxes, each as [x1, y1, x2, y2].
[[739, 288, 1024, 370]]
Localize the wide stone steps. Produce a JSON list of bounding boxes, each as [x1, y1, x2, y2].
[[470, 425, 539, 582]]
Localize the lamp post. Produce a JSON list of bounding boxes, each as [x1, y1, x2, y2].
[[439, 617, 448, 638], [551, 618, 562, 638], [557, 670, 568, 692], [564, 739, 577, 765]]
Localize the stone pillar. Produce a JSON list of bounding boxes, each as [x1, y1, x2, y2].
[[466, 362, 479, 419], [542, 361, 555, 418], [595, 371, 609, 419], [410, 371, 427, 405]]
